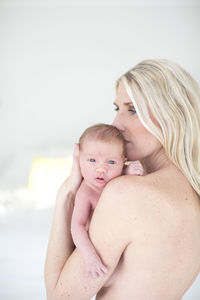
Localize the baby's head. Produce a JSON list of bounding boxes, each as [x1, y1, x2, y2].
[[79, 123, 126, 189]]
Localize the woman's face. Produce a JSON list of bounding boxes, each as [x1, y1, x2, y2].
[[112, 81, 162, 162]]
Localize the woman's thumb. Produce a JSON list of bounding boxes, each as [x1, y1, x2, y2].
[[73, 143, 80, 157]]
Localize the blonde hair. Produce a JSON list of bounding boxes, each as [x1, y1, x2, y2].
[[116, 59, 200, 197], [79, 123, 126, 157]]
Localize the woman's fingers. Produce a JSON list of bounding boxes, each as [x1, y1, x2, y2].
[[67, 143, 83, 192], [73, 143, 80, 158]]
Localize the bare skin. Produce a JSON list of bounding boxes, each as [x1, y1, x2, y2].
[[45, 151, 200, 300], [96, 165, 200, 300], [71, 139, 144, 278], [44, 81, 200, 300]]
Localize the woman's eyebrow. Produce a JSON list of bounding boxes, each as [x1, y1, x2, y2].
[[113, 101, 134, 106]]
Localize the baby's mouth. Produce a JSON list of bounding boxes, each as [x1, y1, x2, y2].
[[95, 177, 106, 183]]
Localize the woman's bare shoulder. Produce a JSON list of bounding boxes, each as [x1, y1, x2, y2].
[[105, 168, 199, 221], [104, 169, 190, 212], [105, 173, 156, 195], [103, 174, 157, 209]]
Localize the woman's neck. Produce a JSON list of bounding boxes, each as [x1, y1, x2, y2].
[[140, 148, 172, 174]]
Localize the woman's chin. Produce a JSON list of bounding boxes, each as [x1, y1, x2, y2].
[[126, 151, 140, 162], [126, 148, 136, 161]]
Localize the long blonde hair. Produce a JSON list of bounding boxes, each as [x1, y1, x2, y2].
[[116, 59, 200, 197]]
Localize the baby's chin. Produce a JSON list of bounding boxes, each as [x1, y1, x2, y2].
[[84, 179, 106, 191]]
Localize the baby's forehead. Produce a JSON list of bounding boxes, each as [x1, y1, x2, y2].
[[82, 137, 123, 148], [81, 138, 124, 154]]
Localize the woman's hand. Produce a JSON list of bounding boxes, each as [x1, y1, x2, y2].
[[68, 143, 83, 192], [56, 143, 83, 201], [45, 143, 83, 296]]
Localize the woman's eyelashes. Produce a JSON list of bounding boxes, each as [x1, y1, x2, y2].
[[114, 105, 136, 115], [129, 108, 136, 114]]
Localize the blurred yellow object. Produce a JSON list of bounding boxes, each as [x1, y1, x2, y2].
[[28, 157, 73, 209]]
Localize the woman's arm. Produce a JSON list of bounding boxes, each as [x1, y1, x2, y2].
[[44, 181, 75, 296], [44, 175, 141, 300], [44, 144, 82, 297]]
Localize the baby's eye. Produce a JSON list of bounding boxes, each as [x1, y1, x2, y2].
[[89, 158, 96, 162], [108, 160, 116, 164]]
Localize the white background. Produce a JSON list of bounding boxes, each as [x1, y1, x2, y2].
[[0, 0, 200, 187], [0, 0, 200, 299]]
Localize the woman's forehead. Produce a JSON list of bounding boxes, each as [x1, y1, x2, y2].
[[115, 81, 134, 106], [116, 81, 131, 99]]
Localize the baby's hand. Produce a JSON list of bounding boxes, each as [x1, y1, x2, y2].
[[84, 253, 108, 278], [124, 160, 145, 176]]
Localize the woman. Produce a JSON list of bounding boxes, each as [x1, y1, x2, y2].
[[44, 59, 200, 300]]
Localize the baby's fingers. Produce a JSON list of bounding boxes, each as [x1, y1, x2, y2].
[[100, 265, 108, 274], [96, 264, 108, 278]]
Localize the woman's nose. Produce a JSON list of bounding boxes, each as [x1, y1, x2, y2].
[[112, 114, 125, 132]]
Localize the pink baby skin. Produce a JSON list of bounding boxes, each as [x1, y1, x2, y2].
[[71, 139, 145, 278]]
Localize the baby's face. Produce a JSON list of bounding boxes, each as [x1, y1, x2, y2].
[[79, 139, 125, 190]]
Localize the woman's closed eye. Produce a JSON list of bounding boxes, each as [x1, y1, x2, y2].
[[128, 108, 136, 115], [113, 104, 136, 115]]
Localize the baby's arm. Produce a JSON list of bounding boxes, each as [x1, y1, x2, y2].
[[71, 182, 108, 278], [124, 160, 147, 176]]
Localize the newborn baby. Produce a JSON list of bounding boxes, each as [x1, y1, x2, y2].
[[71, 123, 146, 278]]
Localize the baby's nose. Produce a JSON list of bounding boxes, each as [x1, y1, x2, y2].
[[96, 167, 106, 175]]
